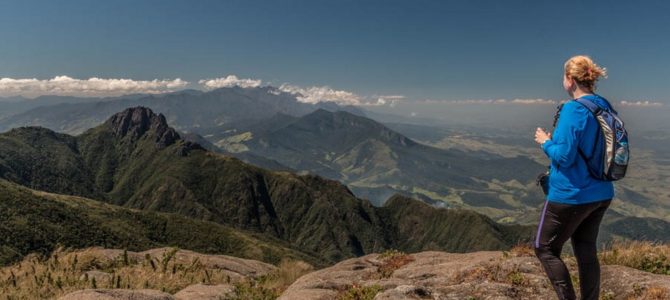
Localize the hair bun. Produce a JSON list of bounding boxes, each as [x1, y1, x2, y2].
[[565, 55, 607, 91]]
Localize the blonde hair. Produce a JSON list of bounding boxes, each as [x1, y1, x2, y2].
[[564, 55, 607, 91]]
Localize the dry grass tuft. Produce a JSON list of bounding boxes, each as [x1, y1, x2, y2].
[[373, 250, 415, 279], [505, 270, 527, 286], [457, 262, 530, 288], [599, 241, 670, 275], [0, 247, 312, 300], [336, 283, 383, 300], [509, 243, 535, 257], [254, 258, 314, 293], [625, 285, 670, 300], [638, 286, 670, 300]]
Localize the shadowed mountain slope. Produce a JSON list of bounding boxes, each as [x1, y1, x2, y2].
[[0, 179, 318, 266]]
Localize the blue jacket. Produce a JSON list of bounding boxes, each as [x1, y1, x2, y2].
[[542, 94, 614, 204]]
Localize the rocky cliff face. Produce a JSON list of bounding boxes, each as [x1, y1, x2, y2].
[[105, 106, 180, 149]]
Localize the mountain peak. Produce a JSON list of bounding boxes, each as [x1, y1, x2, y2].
[[105, 106, 179, 148], [303, 108, 363, 122], [297, 108, 417, 147]]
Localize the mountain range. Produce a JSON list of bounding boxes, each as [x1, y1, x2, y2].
[[0, 87, 544, 218], [2, 87, 669, 226], [205, 108, 545, 211], [0, 107, 535, 266], [0, 87, 364, 134]]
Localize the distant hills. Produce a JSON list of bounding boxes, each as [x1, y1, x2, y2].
[[0, 107, 535, 265], [3, 87, 668, 226], [0, 94, 148, 122], [0, 87, 365, 134], [0, 87, 545, 218], [202, 108, 546, 213]]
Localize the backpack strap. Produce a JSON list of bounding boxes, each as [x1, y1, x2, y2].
[[573, 95, 620, 114], [573, 97, 605, 176], [574, 97, 603, 115], [552, 103, 564, 129]]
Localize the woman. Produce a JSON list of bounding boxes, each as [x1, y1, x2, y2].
[[533, 55, 614, 300]]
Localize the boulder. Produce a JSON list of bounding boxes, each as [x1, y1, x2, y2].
[[174, 284, 235, 300], [79, 271, 113, 283], [280, 251, 670, 300], [58, 289, 174, 300], [600, 265, 670, 299]]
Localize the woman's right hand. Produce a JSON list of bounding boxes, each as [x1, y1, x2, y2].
[[535, 127, 551, 145]]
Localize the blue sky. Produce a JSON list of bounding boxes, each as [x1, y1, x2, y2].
[[1, 0, 669, 103]]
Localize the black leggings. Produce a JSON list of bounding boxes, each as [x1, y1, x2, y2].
[[534, 199, 611, 300]]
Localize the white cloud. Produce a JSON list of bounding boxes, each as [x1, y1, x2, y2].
[[509, 98, 557, 104], [0, 73, 406, 107], [267, 88, 282, 95], [619, 100, 663, 107], [0, 76, 188, 97], [419, 98, 557, 105], [198, 75, 262, 89], [418, 98, 669, 107], [278, 84, 363, 106], [370, 95, 406, 107], [277, 84, 405, 107], [374, 95, 405, 101]]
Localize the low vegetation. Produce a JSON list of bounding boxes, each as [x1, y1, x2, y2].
[[599, 241, 670, 275], [507, 242, 535, 257], [2, 243, 670, 299], [0, 247, 313, 300], [504, 241, 670, 276], [0, 247, 226, 298], [230, 259, 315, 300], [336, 283, 383, 300], [374, 249, 415, 279]]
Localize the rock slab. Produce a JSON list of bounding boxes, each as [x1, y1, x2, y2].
[[58, 289, 175, 300], [280, 251, 670, 300]]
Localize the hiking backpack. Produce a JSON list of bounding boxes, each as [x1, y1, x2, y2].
[[573, 97, 629, 181]]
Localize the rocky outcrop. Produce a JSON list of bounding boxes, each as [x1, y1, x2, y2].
[[79, 247, 277, 280], [280, 251, 670, 300], [105, 106, 180, 148], [174, 284, 235, 300], [79, 271, 113, 283], [47, 247, 276, 300], [25, 246, 670, 300], [600, 265, 670, 299], [58, 289, 175, 300], [138, 247, 277, 279], [174, 140, 206, 156]]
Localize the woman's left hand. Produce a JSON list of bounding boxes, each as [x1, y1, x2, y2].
[[535, 127, 551, 145]]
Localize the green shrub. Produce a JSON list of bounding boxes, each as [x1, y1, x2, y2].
[[230, 280, 279, 300], [337, 284, 383, 300]]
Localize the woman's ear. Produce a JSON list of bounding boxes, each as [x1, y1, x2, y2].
[[567, 77, 574, 89], [563, 74, 573, 92]]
